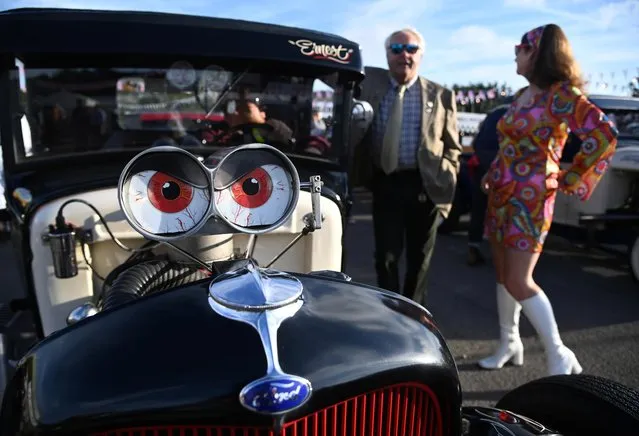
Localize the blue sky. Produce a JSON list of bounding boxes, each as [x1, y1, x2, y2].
[[2, 0, 638, 95]]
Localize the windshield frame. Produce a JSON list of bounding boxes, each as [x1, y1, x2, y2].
[[1, 53, 358, 175]]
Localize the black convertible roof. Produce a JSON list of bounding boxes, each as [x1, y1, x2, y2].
[[0, 8, 364, 77]]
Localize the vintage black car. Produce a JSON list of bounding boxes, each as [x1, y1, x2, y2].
[[0, 7, 638, 436]]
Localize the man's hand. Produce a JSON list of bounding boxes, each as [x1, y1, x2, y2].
[[546, 174, 559, 190]]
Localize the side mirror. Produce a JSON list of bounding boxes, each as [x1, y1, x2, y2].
[[350, 99, 374, 148], [351, 99, 374, 124]]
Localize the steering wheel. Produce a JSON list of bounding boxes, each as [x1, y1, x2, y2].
[[192, 119, 230, 144], [299, 135, 331, 155], [223, 122, 295, 152]]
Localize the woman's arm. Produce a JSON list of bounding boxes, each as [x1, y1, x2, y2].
[[549, 81, 619, 201]]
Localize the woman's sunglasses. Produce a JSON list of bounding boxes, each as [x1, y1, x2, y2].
[[515, 43, 530, 55], [389, 43, 420, 55]]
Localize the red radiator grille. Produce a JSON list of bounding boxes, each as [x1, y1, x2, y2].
[[92, 382, 443, 436]]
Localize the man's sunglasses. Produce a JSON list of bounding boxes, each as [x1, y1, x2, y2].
[[389, 43, 420, 54]]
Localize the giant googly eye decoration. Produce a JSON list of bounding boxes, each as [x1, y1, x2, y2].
[[118, 144, 300, 241], [118, 147, 213, 240], [209, 146, 299, 233]]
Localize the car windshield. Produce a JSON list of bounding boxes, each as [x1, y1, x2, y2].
[[8, 58, 344, 163]]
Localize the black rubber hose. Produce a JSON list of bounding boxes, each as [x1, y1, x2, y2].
[[100, 260, 210, 311]]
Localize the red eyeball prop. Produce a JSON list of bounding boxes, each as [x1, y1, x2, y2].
[[125, 169, 211, 235], [147, 172, 194, 213], [214, 164, 294, 229], [231, 167, 273, 209], [121, 145, 300, 238]]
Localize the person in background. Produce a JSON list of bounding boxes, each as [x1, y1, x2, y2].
[[310, 109, 327, 136], [235, 97, 293, 145], [467, 104, 509, 266], [352, 27, 461, 305], [477, 24, 618, 376]]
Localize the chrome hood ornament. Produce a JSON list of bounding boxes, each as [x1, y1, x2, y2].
[[208, 260, 312, 419]]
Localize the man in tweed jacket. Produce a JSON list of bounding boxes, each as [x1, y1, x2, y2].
[[352, 27, 462, 305]]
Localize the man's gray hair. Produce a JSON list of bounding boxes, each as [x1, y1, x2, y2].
[[384, 27, 426, 50]]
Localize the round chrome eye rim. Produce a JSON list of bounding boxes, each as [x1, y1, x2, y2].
[[212, 143, 301, 235], [117, 146, 214, 242]]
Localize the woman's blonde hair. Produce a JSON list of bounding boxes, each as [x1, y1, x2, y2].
[[527, 24, 585, 91]]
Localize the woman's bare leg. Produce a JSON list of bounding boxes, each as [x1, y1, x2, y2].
[[502, 248, 542, 300]]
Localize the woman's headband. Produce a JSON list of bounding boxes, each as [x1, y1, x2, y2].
[[524, 25, 546, 50]]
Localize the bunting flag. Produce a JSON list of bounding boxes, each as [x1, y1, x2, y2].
[[584, 66, 638, 96], [453, 66, 638, 103], [454, 87, 506, 103]]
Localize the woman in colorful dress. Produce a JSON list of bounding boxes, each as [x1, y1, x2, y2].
[[477, 24, 618, 375]]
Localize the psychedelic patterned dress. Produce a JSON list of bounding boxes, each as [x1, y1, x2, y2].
[[485, 81, 618, 252]]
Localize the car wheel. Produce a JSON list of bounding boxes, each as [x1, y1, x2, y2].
[[628, 234, 639, 282], [496, 374, 639, 436]]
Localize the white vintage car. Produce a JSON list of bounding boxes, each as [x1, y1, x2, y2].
[[552, 94, 639, 281]]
